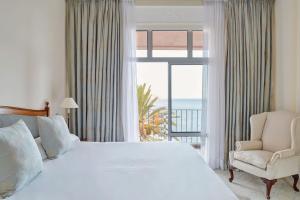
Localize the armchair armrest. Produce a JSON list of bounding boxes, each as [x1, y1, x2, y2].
[[236, 140, 262, 151], [269, 149, 296, 165]]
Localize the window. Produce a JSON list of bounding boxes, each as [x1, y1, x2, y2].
[[152, 31, 187, 57], [193, 31, 204, 57], [136, 31, 147, 57], [171, 65, 204, 133], [136, 30, 205, 58], [136, 30, 207, 144]]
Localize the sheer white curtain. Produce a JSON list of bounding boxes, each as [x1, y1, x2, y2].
[[204, 0, 226, 169], [121, 0, 139, 142]]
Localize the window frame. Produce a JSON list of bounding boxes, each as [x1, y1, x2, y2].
[[136, 29, 208, 140], [136, 29, 207, 63]]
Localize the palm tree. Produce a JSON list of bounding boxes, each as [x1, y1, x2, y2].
[[137, 84, 168, 141]]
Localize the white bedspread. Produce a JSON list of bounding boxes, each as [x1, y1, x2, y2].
[[8, 142, 237, 200]]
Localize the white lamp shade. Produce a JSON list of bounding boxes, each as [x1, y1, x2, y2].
[[61, 98, 79, 109]]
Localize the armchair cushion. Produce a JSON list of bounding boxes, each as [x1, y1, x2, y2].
[[262, 111, 297, 152], [230, 151, 300, 179], [233, 150, 273, 169], [236, 140, 262, 151]]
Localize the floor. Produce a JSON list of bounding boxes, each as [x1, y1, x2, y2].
[[216, 170, 300, 200]]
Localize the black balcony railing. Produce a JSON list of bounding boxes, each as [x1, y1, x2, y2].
[[145, 109, 203, 133], [172, 109, 202, 133], [143, 108, 205, 144]]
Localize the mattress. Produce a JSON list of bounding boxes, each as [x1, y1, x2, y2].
[[8, 142, 237, 200]]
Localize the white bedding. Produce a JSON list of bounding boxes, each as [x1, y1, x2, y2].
[[8, 142, 237, 200]]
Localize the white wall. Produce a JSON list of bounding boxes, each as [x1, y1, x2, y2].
[[0, 0, 65, 115], [273, 0, 300, 112], [135, 6, 203, 29], [297, 1, 300, 113]]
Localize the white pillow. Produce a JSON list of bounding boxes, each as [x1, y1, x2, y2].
[[37, 116, 73, 159], [70, 133, 80, 144], [34, 135, 79, 161], [0, 120, 43, 198], [35, 137, 48, 160]]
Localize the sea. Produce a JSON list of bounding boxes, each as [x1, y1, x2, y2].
[[156, 99, 203, 110], [155, 99, 204, 133]]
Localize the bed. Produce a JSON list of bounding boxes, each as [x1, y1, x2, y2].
[[0, 103, 237, 200]]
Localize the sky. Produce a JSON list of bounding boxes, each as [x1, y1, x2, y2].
[[136, 62, 203, 100]]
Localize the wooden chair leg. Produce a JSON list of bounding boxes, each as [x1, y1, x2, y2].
[[261, 178, 277, 199], [229, 165, 234, 182], [292, 174, 299, 192]]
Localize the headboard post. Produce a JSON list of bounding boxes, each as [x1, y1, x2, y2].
[[45, 102, 50, 116]]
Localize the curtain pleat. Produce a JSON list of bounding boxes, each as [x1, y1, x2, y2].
[[203, 0, 226, 169], [224, 0, 274, 167], [66, 0, 125, 142]]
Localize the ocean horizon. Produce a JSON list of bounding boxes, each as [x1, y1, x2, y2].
[[154, 99, 204, 132], [156, 98, 203, 109]]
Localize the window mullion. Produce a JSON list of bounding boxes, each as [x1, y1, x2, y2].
[[187, 30, 193, 58], [147, 30, 152, 58]]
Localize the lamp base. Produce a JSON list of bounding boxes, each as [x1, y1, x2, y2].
[[66, 110, 71, 128]]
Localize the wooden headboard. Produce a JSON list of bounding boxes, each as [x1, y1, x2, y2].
[[0, 102, 49, 117]]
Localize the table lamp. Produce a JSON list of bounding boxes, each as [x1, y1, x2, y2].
[[61, 98, 78, 127]]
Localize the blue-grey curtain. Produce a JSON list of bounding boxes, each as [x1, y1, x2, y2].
[[66, 0, 125, 142], [224, 0, 274, 166]]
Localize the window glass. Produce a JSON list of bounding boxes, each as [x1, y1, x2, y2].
[[136, 62, 169, 141], [152, 31, 187, 57], [193, 31, 204, 57], [171, 65, 203, 132], [136, 31, 147, 57]]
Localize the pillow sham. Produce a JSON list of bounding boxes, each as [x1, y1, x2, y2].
[[37, 116, 73, 159], [0, 120, 43, 198]]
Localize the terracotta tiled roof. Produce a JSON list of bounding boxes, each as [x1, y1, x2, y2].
[[137, 30, 203, 50]]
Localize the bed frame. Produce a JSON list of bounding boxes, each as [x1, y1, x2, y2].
[[0, 102, 50, 117]]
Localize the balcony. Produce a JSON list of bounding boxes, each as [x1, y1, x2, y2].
[[140, 108, 205, 150]]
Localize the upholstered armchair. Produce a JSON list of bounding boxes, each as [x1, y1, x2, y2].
[[229, 111, 300, 199]]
